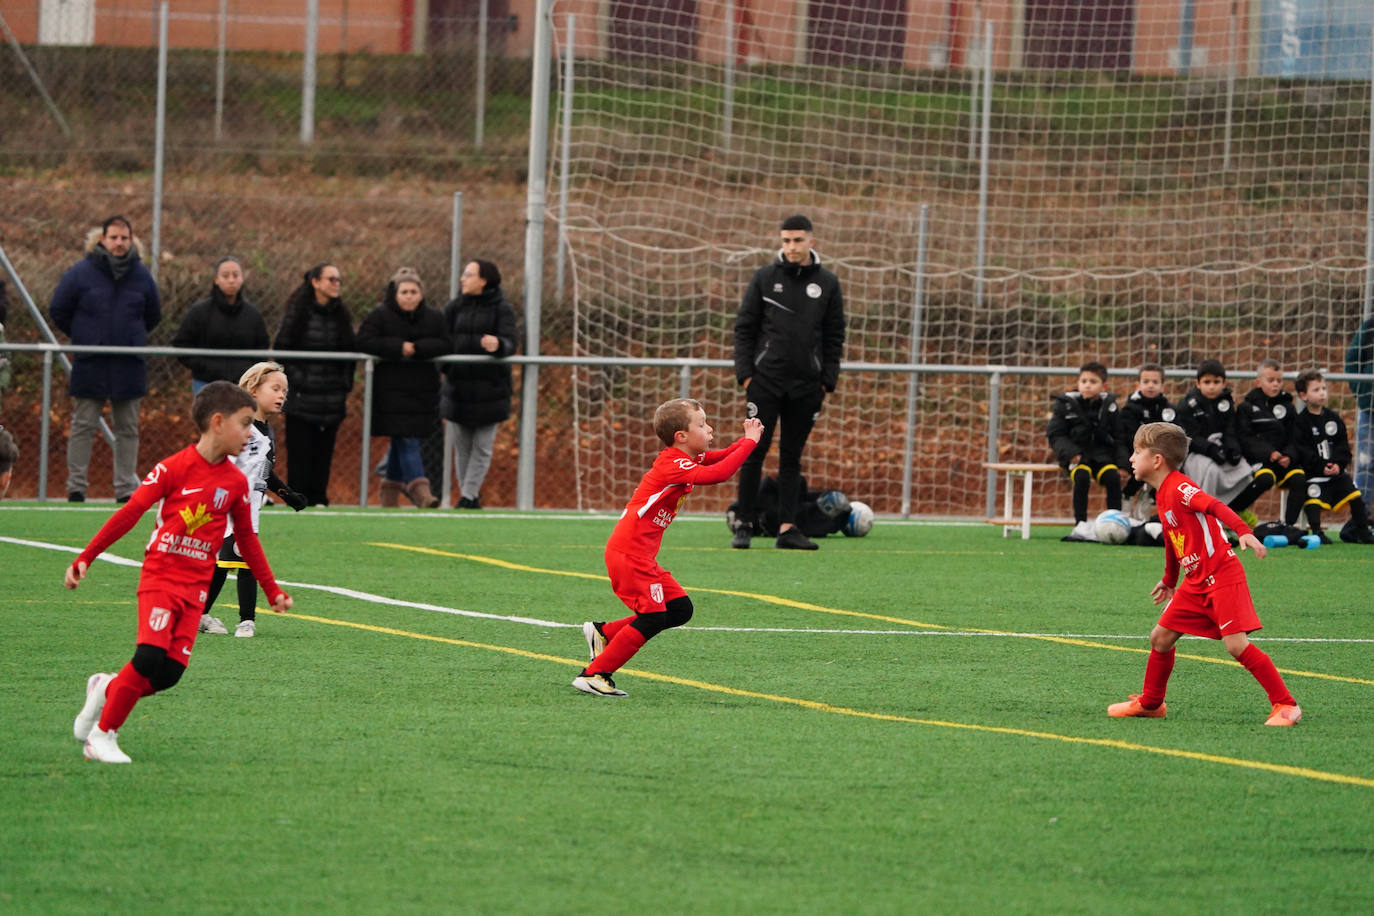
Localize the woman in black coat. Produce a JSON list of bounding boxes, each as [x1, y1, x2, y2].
[[273, 262, 356, 507], [356, 267, 449, 508], [172, 256, 270, 393], [442, 259, 518, 509]]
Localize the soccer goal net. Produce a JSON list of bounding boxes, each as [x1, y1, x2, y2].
[[549, 0, 1373, 520]]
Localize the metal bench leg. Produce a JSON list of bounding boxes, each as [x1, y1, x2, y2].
[[1021, 470, 1035, 540]]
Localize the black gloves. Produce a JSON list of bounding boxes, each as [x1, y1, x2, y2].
[[1222, 448, 1243, 465], [277, 488, 308, 511]]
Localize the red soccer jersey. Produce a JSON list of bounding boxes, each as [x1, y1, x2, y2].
[[74, 445, 284, 601], [1154, 469, 1253, 589], [605, 438, 757, 559]]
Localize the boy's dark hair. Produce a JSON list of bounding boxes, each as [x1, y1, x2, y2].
[[1257, 358, 1281, 373], [1294, 369, 1324, 394], [1079, 361, 1108, 382], [780, 214, 813, 233], [653, 398, 703, 447], [1196, 358, 1226, 380], [1138, 362, 1164, 379], [1134, 422, 1189, 471], [192, 380, 256, 432], [101, 215, 132, 236], [0, 425, 18, 473]]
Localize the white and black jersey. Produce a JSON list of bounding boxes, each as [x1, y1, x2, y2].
[[227, 419, 276, 537]]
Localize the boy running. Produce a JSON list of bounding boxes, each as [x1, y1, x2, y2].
[[67, 381, 293, 763], [574, 398, 763, 697], [1107, 421, 1299, 726]]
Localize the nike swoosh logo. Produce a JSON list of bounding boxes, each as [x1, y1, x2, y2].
[[181, 487, 203, 495], [1220, 619, 1233, 630], [182, 647, 192, 656]]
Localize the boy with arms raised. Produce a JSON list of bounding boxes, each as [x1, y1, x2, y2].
[[1231, 358, 1304, 525], [575, 399, 763, 697], [66, 381, 293, 763], [1291, 369, 1374, 544], [1107, 422, 1300, 726], [1047, 361, 1125, 541]]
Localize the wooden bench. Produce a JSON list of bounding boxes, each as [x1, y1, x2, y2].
[[983, 462, 1065, 540]]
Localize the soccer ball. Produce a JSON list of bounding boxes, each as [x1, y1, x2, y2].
[[815, 489, 851, 519], [1094, 509, 1131, 545], [843, 501, 874, 537]]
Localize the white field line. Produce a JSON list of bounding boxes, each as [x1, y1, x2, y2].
[[4, 535, 1367, 643]]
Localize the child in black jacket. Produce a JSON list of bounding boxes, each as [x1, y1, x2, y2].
[[1047, 361, 1125, 541]]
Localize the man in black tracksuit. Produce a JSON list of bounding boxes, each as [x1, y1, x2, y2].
[[732, 214, 846, 550]]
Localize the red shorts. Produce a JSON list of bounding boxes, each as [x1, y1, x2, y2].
[[605, 549, 687, 615], [136, 589, 206, 666], [1157, 575, 1262, 639]]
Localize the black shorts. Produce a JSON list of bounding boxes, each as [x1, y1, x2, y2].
[[1301, 474, 1360, 511], [1254, 460, 1303, 488]]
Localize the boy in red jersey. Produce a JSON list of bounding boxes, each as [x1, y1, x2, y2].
[[66, 381, 293, 763], [1107, 421, 1301, 726], [574, 398, 763, 697]]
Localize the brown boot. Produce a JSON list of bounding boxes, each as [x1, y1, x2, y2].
[[379, 479, 405, 508], [405, 477, 439, 509]]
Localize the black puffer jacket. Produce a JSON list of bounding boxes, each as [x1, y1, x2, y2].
[[441, 286, 518, 427], [1047, 390, 1123, 468], [172, 284, 271, 384], [273, 295, 356, 426], [356, 294, 449, 438]]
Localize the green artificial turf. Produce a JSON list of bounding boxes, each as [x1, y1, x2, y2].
[[3, 505, 1373, 914]]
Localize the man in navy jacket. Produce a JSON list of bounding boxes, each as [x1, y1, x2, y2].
[[49, 216, 162, 502]]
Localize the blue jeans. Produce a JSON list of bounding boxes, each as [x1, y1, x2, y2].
[[385, 437, 425, 482]]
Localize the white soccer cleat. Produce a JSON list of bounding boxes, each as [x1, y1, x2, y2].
[[583, 621, 607, 661], [83, 726, 132, 764], [73, 672, 114, 741], [572, 672, 627, 697], [199, 615, 229, 635], [234, 619, 256, 638]]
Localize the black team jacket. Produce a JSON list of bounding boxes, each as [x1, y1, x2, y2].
[[734, 250, 845, 398], [1047, 390, 1123, 470], [1176, 385, 1242, 463], [1237, 387, 1299, 466]]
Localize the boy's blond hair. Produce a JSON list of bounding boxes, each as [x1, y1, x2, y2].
[[1133, 421, 1188, 470], [653, 398, 702, 447], [238, 360, 287, 393]]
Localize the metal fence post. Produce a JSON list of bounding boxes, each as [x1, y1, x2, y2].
[[39, 349, 53, 501], [215, 0, 227, 141], [985, 369, 1003, 518], [900, 204, 929, 519], [476, 0, 489, 148], [301, 0, 318, 144], [151, 2, 168, 281], [358, 357, 374, 507], [442, 191, 464, 508], [555, 14, 574, 304]]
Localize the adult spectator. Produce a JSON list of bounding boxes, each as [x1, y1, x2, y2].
[[273, 263, 355, 507], [1346, 311, 1374, 496], [731, 214, 845, 550], [441, 259, 518, 509], [49, 215, 162, 502], [0, 424, 17, 498], [357, 267, 449, 508], [172, 256, 270, 393]]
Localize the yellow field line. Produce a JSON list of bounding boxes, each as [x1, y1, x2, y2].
[[368, 542, 1374, 688], [282, 608, 1374, 790]]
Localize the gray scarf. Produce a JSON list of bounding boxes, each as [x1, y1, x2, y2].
[[95, 243, 136, 282]]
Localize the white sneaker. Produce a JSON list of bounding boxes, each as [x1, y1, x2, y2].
[[73, 672, 114, 741], [199, 615, 229, 635], [583, 621, 607, 661], [1072, 520, 1099, 542], [234, 619, 256, 638], [83, 726, 132, 764], [572, 673, 627, 697]]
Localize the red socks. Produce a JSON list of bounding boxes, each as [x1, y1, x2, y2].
[[601, 616, 636, 641], [1140, 648, 1175, 709], [1238, 644, 1296, 707], [587, 626, 646, 677], [98, 662, 154, 732]]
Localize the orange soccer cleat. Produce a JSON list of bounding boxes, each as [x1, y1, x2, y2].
[[1264, 703, 1302, 726], [1107, 694, 1167, 718]]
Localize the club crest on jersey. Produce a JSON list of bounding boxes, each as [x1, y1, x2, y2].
[[1164, 510, 1177, 526], [212, 487, 230, 510], [147, 606, 171, 631], [806, 282, 822, 298], [1162, 408, 1176, 421], [773, 283, 783, 292], [1308, 483, 1322, 498], [179, 502, 214, 535], [650, 583, 664, 604], [1217, 400, 1229, 412], [1325, 420, 1339, 436], [1273, 404, 1287, 418]]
